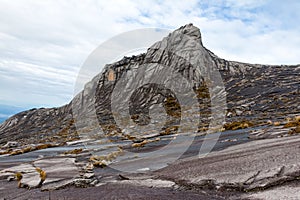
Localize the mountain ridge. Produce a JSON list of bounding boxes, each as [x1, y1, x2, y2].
[[0, 24, 299, 145]]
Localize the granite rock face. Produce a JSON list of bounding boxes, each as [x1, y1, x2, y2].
[[0, 24, 299, 145], [155, 134, 300, 194]]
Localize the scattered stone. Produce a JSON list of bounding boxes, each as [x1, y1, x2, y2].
[[226, 112, 233, 117], [3, 141, 18, 148], [6, 175, 15, 181], [73, 178, 93, 187], [90, 179, 98, 186], [20, 170, 41, 188], [83, 173, 94, 179]]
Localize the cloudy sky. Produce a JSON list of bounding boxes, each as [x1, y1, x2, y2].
[[0, 0, 300, 111]]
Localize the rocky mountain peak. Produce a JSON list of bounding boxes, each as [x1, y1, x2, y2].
[[0, 24, 299, 146], [150, 23, 203, 50]]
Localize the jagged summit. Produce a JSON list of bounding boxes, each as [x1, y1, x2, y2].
[[101, 23, 203, 72], [0, 24, 299, 145], [162, 23, 203, 45]]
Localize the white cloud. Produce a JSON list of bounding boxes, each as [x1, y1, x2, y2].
[[0, 0, 299, 108]]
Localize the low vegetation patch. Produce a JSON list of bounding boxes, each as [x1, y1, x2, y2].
[[35, 143, 57, 150], [15, 172, 22, 188], [0, 143, 60, 156], [284, 116, 300, 128], [160, 126, 179, 135], [36, 167, 47, 186], [164, 96, 181, 118], [195, 83, 210, 99], [223, 120, 254, 131], [89, 147, 123, 168], [288, 126, 300, 135], [131, 138, 161, 148], [63, 148, 83, 155]]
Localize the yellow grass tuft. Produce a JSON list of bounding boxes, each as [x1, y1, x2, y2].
[[223, 120, 254, 131], [131, 138, 161, 148], [161, 126, 179, 135], [90, 148, 123, 167], [15, 172, 22, 181], [288, 126, 300, 135], [15, 172, 23, 188], [63, 148, 83, 155], [36, 167, 47, 182], [284, 116, 300, 128]]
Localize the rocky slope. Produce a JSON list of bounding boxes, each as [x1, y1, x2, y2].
[[0, 23, 299, 146]]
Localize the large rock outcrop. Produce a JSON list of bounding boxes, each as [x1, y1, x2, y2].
[[0, 23, 299, 145]]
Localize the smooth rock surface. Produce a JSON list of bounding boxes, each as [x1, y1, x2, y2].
[[156, 135, 300, 192]]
